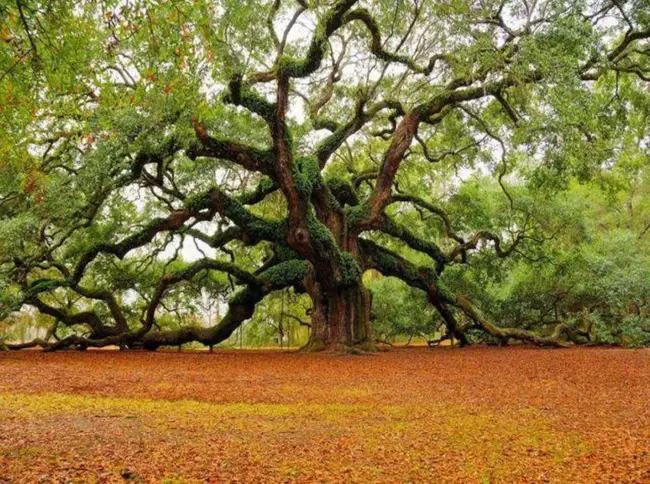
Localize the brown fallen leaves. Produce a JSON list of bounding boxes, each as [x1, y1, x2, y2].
[[0, 346, 649, 483]]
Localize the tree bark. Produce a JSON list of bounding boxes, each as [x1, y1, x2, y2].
[[302, 278, 373, 352]]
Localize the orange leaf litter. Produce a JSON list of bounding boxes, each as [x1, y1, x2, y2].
[[1, 346, 649, 483]]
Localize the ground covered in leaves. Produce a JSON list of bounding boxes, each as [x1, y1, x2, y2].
[[0, 346, 649, 483]]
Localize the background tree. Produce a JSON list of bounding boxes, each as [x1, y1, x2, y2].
[[1, 0, 649, 351], [368, 276, 442, 345]]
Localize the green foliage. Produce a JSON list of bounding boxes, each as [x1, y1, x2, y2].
[[293, 156, 322, 197], [367, 276, 439, 342], [237, 289, 311, 347], [260, 260, 309, 289], [441, 173, 650, 347]]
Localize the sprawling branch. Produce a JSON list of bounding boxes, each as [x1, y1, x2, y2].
[[342, 8, 448, 75], [189, 119, 274, 176], [448, 230, 522, 262], [376, 216, 448, 270], [22, 186, 283, 307], [359, 238, 575, 347], [390, 194, 464, 244]]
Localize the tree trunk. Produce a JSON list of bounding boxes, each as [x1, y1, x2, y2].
[[302, 281, 373, 353]]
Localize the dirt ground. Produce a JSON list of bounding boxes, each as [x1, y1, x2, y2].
[[0, 346, 649, 483]]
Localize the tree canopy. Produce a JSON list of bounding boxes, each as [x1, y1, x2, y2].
[[1, 0, 649, 351]]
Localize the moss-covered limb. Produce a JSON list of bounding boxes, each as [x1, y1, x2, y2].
[[277, 0, 449, 80], [71, 285, 129, 332], [277, 0, 358, 78], [377, 216, 449, 270], [358, 239, 437, 291], [449, 294, 572, 348], [270, 244, 301, 265], [185, 184, 287, 248], [138, 260, 310, 350], [312, 118, 340, 132], [257, 259, 310, 292], [448, 230, 522, 262], [222, 74, 289, 197], [223, 75, 277, 125], [237, 177, 278, 205], [23, 278, 71, 301], [300, 36, 348, 131], [206, 188, 287, 244], [180, 226, 244, 250], [358, 238, 468, 343], [293, 158, 349, 231], [23, 186, 279, 310], [311, 184, 344, 234], [325, 177, 359, 207], [27, 296, 122, 339], [360, 238, 570, 347], [139, 322, 242, 350], [390, 194, 465, 245], [353, 170, 379, 190], [70, 208, 197, 283], [301, 210, 362, 287], [188, 118, 274, 176], [314, 98, 368, 168], [292, 156, 323, 199], [167, 258, 260, 288], [345, 204, 371, 232], [342, 9, 448, 75], [315, 99, 404, 168], [302, 208, 337, 254]]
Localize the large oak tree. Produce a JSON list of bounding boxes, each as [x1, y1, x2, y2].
[[1, 0, 649, 351]]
